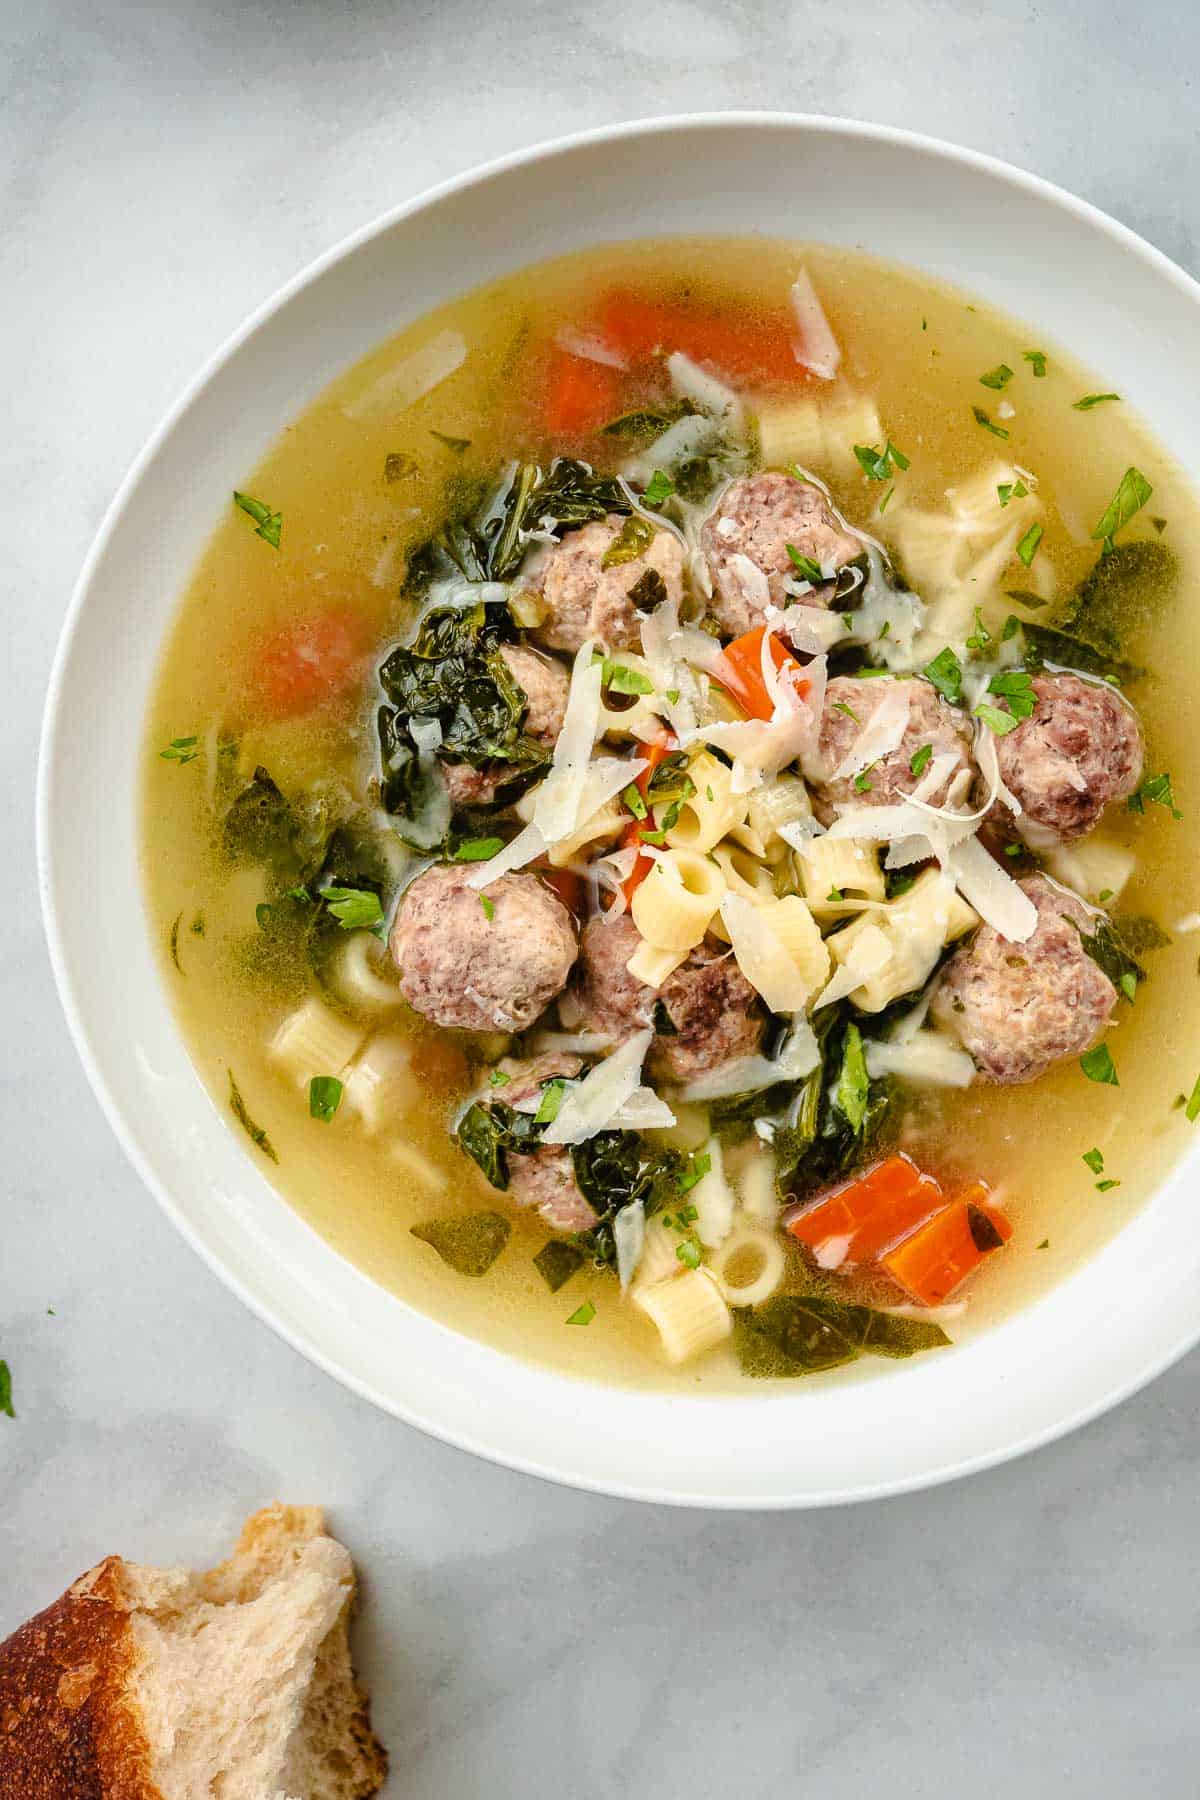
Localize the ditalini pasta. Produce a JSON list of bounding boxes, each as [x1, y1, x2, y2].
[[146, 235, 1190, 1391]]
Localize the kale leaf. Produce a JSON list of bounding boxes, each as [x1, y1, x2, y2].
[[733, 1295, 950, 1378]]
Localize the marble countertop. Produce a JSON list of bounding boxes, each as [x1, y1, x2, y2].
[[5, 1, 1200, 1791]]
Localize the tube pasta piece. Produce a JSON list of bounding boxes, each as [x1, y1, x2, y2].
[[755, 395, 824, 469], [630, 849, 725, 952], [691, 1136, 735, 1248], [545, 797, 625, 868], [708, 1227, 787, 1308], [269, 998, 366, 1087], [328, 931, 405, 1014], [826, 868, 974, 1012], [342, 1035, 418, 1131], [632, 1269, 732, 1365], [733, 1148, 779, 1221], [747, 773, 815, 849], [663, 751, 748, 854], [636, 1216, 688, 1288], [796, 836, 885, 916], [720, 893, 829, 1013], [625, 938, 688, 989], [710, 843, 778, 912], [724, 820, 768, 859]]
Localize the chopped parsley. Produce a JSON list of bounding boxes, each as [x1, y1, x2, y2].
[[1127, 772, 1181, 819], [159, 735, 199, 764], [833, 701, 860, 724], [232, 490, 282, 548], [319, 884, 385, 930], [1016, 522, 1044, 567], [1079, 1043, 1119, 1086], [1037, 1238, 1050, 1250], [1024, 350, 1048, 377], [1073, 393, 1121, 411], [853, 765, 875, 793], [665, 687, 681, 705], [1082, 1147, 1105, 1174], [604, 661, 654, 696], [1186, 1074, 1200, 1122], [308, 1075, 343, 1122], [965, 607, 992, 651], [565, 1300, 596, 1326], [534, 1078, 569, 1125], [827, 887, 844, 903], [1119, 971, 1138, 1003], [676, 1239, 703, 1270], [1001, 613, 1021, 640], [479, 894, 495, 922], [879, 486, 895, 513], [488, 1067, 510, 1086], [979, 363, 1014, 390], [974, 704, 1020, 737], [909, 743, 933, 778], [786, 544, 823, 582], [972, 406, 1009, 439], [1096, 1178, 1121, 1192], [0, 1360, 12, 1420], [641, 470, 675, 509], [450, 836, 505, 862], [987, 669, 1036, 719], [997, 479, 1029, 508], [1092, 467, 1152, 541], [622, 783, 648, 820], [853, 441, 910, 480], [228, 1070, 278, 1162], [923, 645, 963, 704], [677, 1151, 712, 1194]]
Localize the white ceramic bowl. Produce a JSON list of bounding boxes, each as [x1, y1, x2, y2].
[[39, 114, 1200, 1507]]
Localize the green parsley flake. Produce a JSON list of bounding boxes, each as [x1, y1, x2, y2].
[[622, 782, 648, 821], [923, 645, 963, 704], [1096, 1178, 1121, 1192], [1092, 467, 1152, 541], [642, 470, 674, 509], [677, 1152, 712, 1194], [879, 486, 895, 514], [488, 1067, 510, 1087], [233, 490, 282, 548], [1082, 1147, 1105, 1174], [1186, 1074, 1200, 1123], [827, 887, 844, 903], [853, 766, 875, 793], [910, 743, 933, 778], [605, 662, 654, 696], [676, 1239, 703, 1270], [565, 1300, 596, 1326], [1073, 393, 1121, 411], [854, 441, 910, 481], [0, 1360, 12, 1419], [786, 544, 823, 582], [980, 363, 1014, 390], [451, 837, 505, 862], [1080, 1043, 1119, 1086], [535, 1078, 568, 1125], [833, 701, 860, 724], [479, 894, 495, 922], [319, 884, 384, 931], [988, 669, 1036, 719], [309, 1075, 343, 1122], [965, 607, 992, 651], [1016, 522, 1043, 567], [1127, 772, 1181, 819], [1001, 613, 1020, 640], [1024, 350, 1048, 377], [997, 479, 1029, 508], [1119, 971, 1138, 1003], [160, 735, 200, 764], [975, 704, 1020, 737], [972, 406, 1009, 439]]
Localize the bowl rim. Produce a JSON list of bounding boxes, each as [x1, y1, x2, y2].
[[36, 110, 1200, 1507]]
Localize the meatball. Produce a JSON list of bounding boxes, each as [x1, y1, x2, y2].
[[390, 865, 577, 1033], [930, 876, 1117, 1083], [492, 1053, 597, 1233], [571, 915, 766, 1085], [995, 673, 1143, 844], [442, 643, 569, 811], [523, 514, 686, 653], [810, 676, 976, 824], [701, 472, 862, 635]]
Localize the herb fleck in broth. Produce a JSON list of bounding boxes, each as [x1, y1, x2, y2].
[[142, 237, 1200, 1392]]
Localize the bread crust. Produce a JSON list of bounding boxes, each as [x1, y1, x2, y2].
[[0, 1557, 158, 1800]]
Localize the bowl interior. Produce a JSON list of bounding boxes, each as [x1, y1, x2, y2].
[[39, 115, 1200, 1506]]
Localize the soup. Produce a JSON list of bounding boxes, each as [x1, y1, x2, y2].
[[142, 238, 1200, 1390]]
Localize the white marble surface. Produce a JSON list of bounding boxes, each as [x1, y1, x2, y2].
[[5, 1, 1200, 1791]]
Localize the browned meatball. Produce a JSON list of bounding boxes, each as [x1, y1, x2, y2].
[[492, 1053, 597, 1233], [701, 472, 861, 634], [390, 865, 577, 1033], [571, 915, 766, 1085], [442, 643, 570, 811], [930, 876, 1117, 1083], [522, 514, 686, 653], [810, 676, 976, 824], [995, 673, 1143, 844]]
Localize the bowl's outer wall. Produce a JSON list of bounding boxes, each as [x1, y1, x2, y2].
[[39, 116, 1200, 1505]]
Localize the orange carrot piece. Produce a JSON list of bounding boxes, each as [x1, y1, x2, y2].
[[598, 292, 807, 387], [536, 867, 585, 915], [542, 347, 622, 435], [714, 626, 809, 723], [787, 1154, 943, 1265], [618, 738, 675, 906], [881, 1194, 1013, 1306], [254, 611, 367, 718]]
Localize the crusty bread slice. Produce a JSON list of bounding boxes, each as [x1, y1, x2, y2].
[[0, 1504, 387, 1800]]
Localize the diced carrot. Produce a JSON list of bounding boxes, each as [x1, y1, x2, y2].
[[598, 291, 808, 388], [881, 1193, 1013, 1307], [536, 867, 585, 915], [253, 610, 367, 718], [714, 626, 809, 723], [542, 347, 622, 436], [618, 737, 675, 906], [787, 1154, 944, 1266]]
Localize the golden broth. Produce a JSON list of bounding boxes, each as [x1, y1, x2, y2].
[[142, 238, 1200, 1392]]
